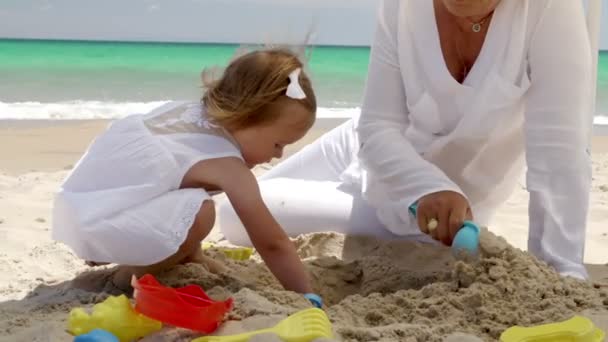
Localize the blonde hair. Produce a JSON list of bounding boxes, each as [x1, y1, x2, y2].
[[201, 48, 317, 130]]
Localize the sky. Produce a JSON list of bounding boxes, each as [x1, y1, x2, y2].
[[0, 0, 606, 49]]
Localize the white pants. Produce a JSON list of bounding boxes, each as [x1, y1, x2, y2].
[[217, 119, 433, 246]]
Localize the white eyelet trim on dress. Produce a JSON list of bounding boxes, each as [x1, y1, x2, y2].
[[171, 198, 203, 245]]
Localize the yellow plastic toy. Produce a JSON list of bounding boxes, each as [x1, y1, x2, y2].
[[500, 315, 605, 342], [192, 308, 333, 342], [68, 295, 162, 342], [202, 242, 254, 261]]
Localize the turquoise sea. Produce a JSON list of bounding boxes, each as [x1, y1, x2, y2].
[[0, 39, 606, 122]]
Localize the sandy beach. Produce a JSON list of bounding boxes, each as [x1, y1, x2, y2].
[[1, 120, 608, 341]]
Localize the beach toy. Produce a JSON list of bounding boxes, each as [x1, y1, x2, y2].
[[73, 329, 119, 342], [451, 220, 480, 257], [192, 308, 333, 342], [408, 203, 480, 257], [500, 315, 605, 342], [131, 274, 233, 333], [407, 203, 419, 217], [68, 295, 162, 342], [303, 293, 323, 309], [202, 242, 254, 261]]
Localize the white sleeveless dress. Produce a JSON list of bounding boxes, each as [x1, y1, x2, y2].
[[52, 102, 243, 266]]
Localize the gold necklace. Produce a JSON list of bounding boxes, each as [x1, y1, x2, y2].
[[452, 11, 493, 80], [467, 11, 494, 33]]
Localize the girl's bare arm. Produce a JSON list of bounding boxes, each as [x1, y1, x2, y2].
[[182, 157, 313, 293]]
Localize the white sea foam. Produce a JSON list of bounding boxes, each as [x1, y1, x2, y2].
[[0, 100, 360, 120], [0, 101, 606, 126]]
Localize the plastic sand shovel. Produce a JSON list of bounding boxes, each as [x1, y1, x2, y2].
[[408, 203, 480, 257], [192, 308, 333, 342], [202, 242, 254, 261], [500, 315, 605, 342]]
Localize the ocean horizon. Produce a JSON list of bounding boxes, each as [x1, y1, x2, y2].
[[1, 39, 606, 124]]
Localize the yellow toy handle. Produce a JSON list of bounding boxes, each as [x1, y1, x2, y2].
[[192, 327, 275, 342], [500, 316, 605, 342]]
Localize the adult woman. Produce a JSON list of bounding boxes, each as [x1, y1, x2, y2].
[[219, 0, 593, 280]]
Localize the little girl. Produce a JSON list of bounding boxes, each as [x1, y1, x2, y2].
[[52, 48, 321, 302]]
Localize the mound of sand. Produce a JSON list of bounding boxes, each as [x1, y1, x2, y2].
[[2, 124, 608, 342], [1, 229, 607, 342], [149, 230, 607, 341]]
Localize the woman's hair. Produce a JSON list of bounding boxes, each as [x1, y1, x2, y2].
[[201, 47, 317, 130]]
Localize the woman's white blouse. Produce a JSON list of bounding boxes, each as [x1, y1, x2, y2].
[[356, 0, 593, 279]]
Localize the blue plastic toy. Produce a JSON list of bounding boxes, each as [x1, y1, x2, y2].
[[73, 329, 119, 342], [408, 203, 480, 258], [452, 220, 480, 257], [407, 203, 419, 217], [304, 293, 323, 308]]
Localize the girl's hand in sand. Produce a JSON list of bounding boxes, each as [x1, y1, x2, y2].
[[416, 191, 473, 246], [188, 157, 314, 294]]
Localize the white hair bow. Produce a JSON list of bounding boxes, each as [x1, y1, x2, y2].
[[286, 68, 307, 100]]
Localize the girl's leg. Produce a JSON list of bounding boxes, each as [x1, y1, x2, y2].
[[112, 199, 220, 289]]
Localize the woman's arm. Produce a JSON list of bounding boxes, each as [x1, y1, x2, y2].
[[357, 0, 465, 233], [525, 0, 593, 279]]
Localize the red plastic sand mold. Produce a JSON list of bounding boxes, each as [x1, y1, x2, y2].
[[131, 274, 233, 333]]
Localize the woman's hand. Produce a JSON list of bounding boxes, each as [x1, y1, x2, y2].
[[416, 191, 473, 246]]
